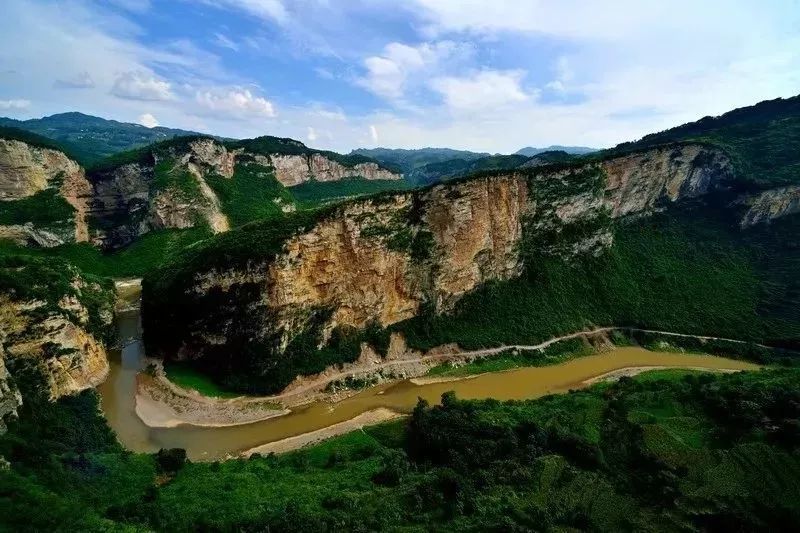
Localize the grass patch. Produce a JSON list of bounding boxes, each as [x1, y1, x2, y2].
[[204, 161, 293, 226], [163, 361, 241, 398], [0, 189, 75, 230]]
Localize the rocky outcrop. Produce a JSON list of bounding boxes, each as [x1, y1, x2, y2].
[[269, 153, 402, 187], [89, 140, 231, 247], [601, 144, 732, 217], [0, 354, 21, 433], [0, 224, 67, 248], [0, 265, 114, 402], [739, 185, 800, 227], [0, 139, 92, 243]]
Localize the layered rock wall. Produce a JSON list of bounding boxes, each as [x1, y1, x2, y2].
[[270, 153, 402, 186], [0, 139, 91, 244], [0, 275, 114, 404]]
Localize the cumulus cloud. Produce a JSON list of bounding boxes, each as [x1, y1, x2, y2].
[[0, 99, 31, 110], [194, 88, 276, 118], [137, 113, 159, 128], [53, 71, 95, 89], [111, 71, 173, 101], [357, 41, 467, 101], [431, 70, 530, 112], [307, 126, 317, 141]]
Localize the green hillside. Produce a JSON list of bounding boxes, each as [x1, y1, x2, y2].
[[0, 112, 210, 166], [613, 95, 800, 188]]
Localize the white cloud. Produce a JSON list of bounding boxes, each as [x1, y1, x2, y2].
[[369, 124, 379, 143], [0, 99, 30, 110], [206, 0, 288, 24], [213, 32, 239, 51], [111, 71, 173, 101], [431, 70, 530, 112], [357, 41, 466, 101], [194, 88, 276, 118], [138, 112, 159, 128], [307, 126, 317, 141], [54, 71, 95, 89]]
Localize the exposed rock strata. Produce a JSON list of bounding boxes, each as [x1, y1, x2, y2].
[[150, 143, 735, 382], [0, 273, 113, 403], [269, 153, 401, 187], [0, 139, 92, 243], [739, 185, 800, 227]]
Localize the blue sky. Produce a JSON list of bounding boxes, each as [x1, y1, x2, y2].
[[1, 0, 799, 152]]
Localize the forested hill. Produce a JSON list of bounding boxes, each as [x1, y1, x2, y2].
[[612, 95, 800, 188], [0, 112, 210, 165]]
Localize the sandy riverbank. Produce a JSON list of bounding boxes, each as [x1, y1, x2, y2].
[[581, 365, 742, 385], [241, 408, 403, 456], [135, 370, 289, 428]]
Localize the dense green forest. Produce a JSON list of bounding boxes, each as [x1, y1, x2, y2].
[[2, 364, 799, 531]]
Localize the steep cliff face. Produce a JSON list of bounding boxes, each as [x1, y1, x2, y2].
[[0, 260, 114, 403], [739, 185, 800, 227], [0, 139, 92, 245], [146, 143, 736, 392], [269, 153, 402, 187], [89, 139, 231, 247], [601, 144, 732, 217]]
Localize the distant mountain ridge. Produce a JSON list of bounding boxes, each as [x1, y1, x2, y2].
[[514, 145, 598, 157], [0, 112, 212, 165]]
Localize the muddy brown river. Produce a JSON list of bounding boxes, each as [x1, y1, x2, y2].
[[98, 295, 759, 461]]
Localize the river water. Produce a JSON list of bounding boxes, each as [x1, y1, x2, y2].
[[97, 295, 759, 461]]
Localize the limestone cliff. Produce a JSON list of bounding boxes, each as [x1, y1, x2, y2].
[[0, 138, 92, 245], [0, 260, 114, 403], [739, 185, 800, 227], [269, 153, 402, 187], [89, 139, 231, 247], [145, 143, 736, 390]]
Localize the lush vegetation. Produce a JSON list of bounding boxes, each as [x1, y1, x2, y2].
[[351, 147, 490, 184], [227, 136, 395, 171], [163, 361, 241, 398], [289, 178, 411, 205], [0, 254, 115, 343], [0, 227, 211, 279], [0, 126, 81, 160], [613, 95, 800, 188], [0, 188, 75, 234], [0, 112, 209, 166], [3, 365, 800, 530], [204, 160, 294, 227], [415, 154, 529, 183]]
